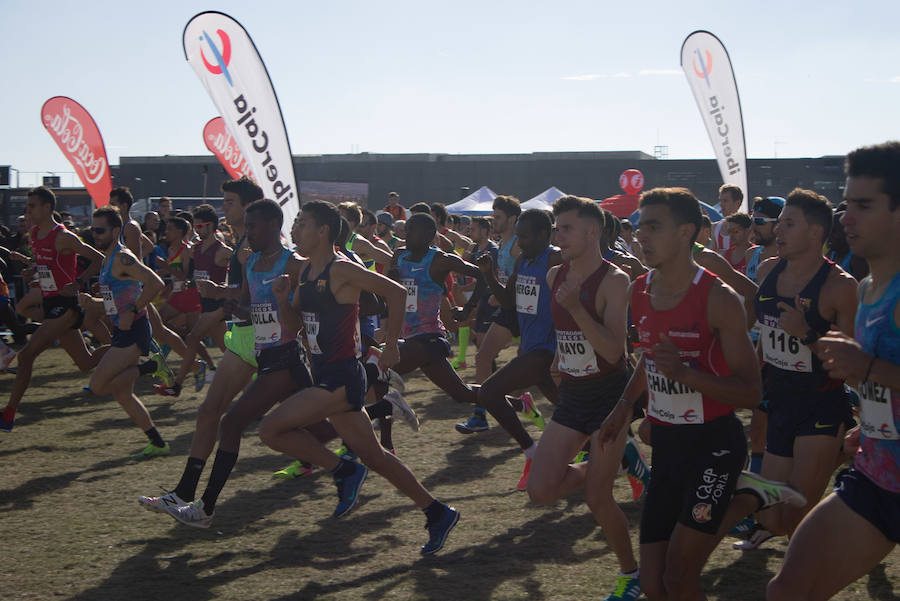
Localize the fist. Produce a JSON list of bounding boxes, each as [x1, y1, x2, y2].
[[555, 270, 584, 312], [272, 274, 291, 300], [476, 253, 494, 274]]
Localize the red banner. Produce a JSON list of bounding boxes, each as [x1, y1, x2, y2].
[[40, 97, 111, 207], [203, 117, 254, 181]]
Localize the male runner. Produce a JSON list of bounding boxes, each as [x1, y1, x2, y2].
[[712, 183, 744, 253], [724, 212, 755, 271], [0, 187, 106, 432], [768, 141, 900, 601], [454, 216, 498, 370], [258, 200, 460, 555]]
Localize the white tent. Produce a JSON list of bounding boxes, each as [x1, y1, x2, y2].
[[444, 186, 497, 215], [521, 186, 566, 212]]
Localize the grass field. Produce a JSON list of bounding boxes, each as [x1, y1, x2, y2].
[[2, 346, 898, 601]]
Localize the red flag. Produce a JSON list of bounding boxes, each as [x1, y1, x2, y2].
[[203, 117, 254, 181], [40, 97, 112, 207]]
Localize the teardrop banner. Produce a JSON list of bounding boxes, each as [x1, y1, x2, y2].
[[680, 30, 749, 212], [40, 97, 112, 207], [184, 11, 298, 239], [204, 117, 254, 181]]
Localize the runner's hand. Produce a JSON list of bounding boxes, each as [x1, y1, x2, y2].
[[652, 334, 687, 381], [77, 292, 93, 309], [379, 341, 400, 370], [596, 401, 630, 452], [476, 253, 494, 274], [272, 274, 291, 303], [555, 269, 583, 312], [776, 295, 809, 339], [816, 329, 870, 383]]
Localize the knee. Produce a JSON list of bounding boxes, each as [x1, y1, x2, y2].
[[196, 398, 222, 424], [526, 480, 556, 506], [476, 384, 498, 411], [359, 446, 390, 470], [88, 375, 106, 396], [257, 417, 279, 449], [218, 411, 246, 441]]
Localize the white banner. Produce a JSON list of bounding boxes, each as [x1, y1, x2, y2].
[[184, 11, 298, 238], [681, 31, 749, 212]]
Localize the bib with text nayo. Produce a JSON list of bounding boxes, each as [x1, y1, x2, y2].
[[402, 278, 418, 313], [759, 315, 812, 373], [556, 330, 597, 377], [100, 285, 117, 316], [251, 302, 281, 345], [36, 264, 57, 292], [302, 311, 322, 355], [516, 274, 539, 315], [172, 279, 185, 293], [193, 269, 210, 281], [645, 356, 705, 424], [859, 380, 900, 440]]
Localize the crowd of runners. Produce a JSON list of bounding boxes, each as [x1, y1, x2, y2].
[[2, 140, 899, 600]]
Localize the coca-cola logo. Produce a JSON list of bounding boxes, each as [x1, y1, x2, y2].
[[42, 104, 107, 185], [207, 130, 252, 179]]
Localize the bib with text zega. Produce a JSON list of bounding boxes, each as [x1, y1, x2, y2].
[[645, 356, 705, 424]]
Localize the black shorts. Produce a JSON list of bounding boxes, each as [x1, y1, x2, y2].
[[766, 389, 851, 457], [552, 370, 628, 434], [42, 295, 84, 329], [111, 315, 152, 356], [474, 298, 494, 334], [312, 357, 367, 411], [257, 339, 313, 390], [640, 414, 747, 543], [835, 467, 900, 543], [490, 307, 520, 337], [401, 333, 451, 366], [200, 297, 225, 314]]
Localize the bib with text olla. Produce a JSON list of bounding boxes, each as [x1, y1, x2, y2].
[[251, 302, 281, 345]]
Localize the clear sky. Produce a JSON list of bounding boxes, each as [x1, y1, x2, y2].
[[2, 0, 898, 187]]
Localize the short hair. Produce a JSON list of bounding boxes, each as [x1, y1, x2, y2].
[[245, 199, 284, 229], [168, 216, 190, 236], [718, 184, 744, 202], [725, 212, 752, 229], [409, 202, 431, 214], [639, 187, 703, 243], [192, 204, 219, 225], [93, 206, 122, 230], [388, 191, 399, 199], [620, 219, 633, 232], [552, 195, 604, 228], [176, 210, 194, 226], [518, 209, 552, 238], [785, 188, 833, 241], [430, 203, 449, 226], [600, 208, 618, 242], [221, 176, 264, 206], [472, 216, 492, 232], [701, 214, 712, 229], [407, 212, 437, 239], [492, 195, 521, 219], [339, 202, 362, 226], [110, 186, 134, 209], [27, 186, 56, 210], [449, 214, 461, 228], [157, 196, 172, 206], [336, 216, 352, 247], [302, 200, 341, 245], [361, 209, 377, 228], [846, 141, 900, 210]]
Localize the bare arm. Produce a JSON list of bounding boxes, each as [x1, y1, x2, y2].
[[57, 229, 103, 284], [117, 250, 165, 311], [697, 248, 758, 329], [352, 235, 392, 266], [122, 221, 144, 260]]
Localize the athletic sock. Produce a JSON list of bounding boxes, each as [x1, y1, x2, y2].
[[456, 327, 470, 362], [523, 441, 537, 460], [173, 457, 206, 502], [138, 359, 158, 376], [144, 427, 165, 448], [2, 406, 15, 423], [200, 449, 239, 514], [622, 567, 639, 578], [749, 452, 764, 474], [423, 499, 445, 523], [331, 457, 357, 479]]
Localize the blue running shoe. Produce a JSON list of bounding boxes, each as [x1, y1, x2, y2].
[[333, 462, 368, 518], [604, 573, 641, 600], [455, 411, 488, 434], [729, 515, 757, 536], [0, 414, 13, 433], [421, 505, 460, 555]]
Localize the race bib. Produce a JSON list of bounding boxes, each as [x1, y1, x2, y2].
[[556, 330, 597, 377], [100, 285, 117, 316], [498, 271, 509, 286], [36, 264, 57, 292], [303, 311, 321, 355], [516, 274, 539, 315], [759, 318, 812, 372], [645, 357, 705, 424], [402, 278, 418, 313], [251, 302, 281, 345], [193, 269, 210, 281], [172, 279, 185, 293], [858, 379, 900, 440]]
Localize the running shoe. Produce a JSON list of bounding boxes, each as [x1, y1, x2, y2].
[[385, 390, 419, 432], [517, 392, 545, 430], [735, 471, 807, 509], [421, 504, 460, 555], [166, 499, 213, 528], [386, 368, 406, 393], [516, 458, 532, 491], [333, 462, 368, 518], [139, 489, 188, 513], [153, 383, 182, 397], [150, 352, 174, 387], [0, 414, 13, 433], [623, 434, 650, 501], [194, 360, 207, 393], [574, 450, 589, 464], [135, 442, 171, 458], [733, 524, 774, 550], [604, 574, 641, 601], [455, 411, 489, 434], [273, 460, 313, 479], [336, 445, 358, 462], [450, 358, 467, 371], [729, 515, 757, 536], [0, 346, 16, 371]]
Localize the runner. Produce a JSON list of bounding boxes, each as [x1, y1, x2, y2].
[[79, 207, 169, 456], [454, 216, 498, 370], [596, 186, 805, 601], [0, 187, 107, 432], [724, 212, 755, 271], [712, 183, 744, 253], [258, 200, 460, 555], [768, 140, 900, 601]]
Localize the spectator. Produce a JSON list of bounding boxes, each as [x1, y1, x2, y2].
[[384, 191, 405, 221]]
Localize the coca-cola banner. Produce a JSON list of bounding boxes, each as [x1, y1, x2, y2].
[[680, 31, 749, 211], [40, 97, 112, 207], [204, 117, 253, 181], [184, 11, 298, 239]]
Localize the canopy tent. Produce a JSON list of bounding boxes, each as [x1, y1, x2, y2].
[[521, 186, 566, 212], [444, 186, 497, 215]]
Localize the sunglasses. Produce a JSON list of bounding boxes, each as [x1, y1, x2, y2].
[[194, 221, 214, 229], [91, 226, 108, 234], [752, 217, 778, 226]]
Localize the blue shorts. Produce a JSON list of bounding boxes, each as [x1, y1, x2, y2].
[[835, 467, 900, 543], [312, 357, 367, 411], [766, 389, 851, 457], [401, 333, 451, 366], [111, 315, 152, 356]]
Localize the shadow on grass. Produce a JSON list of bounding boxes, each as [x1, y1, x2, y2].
[[867, 563, 900, 601]]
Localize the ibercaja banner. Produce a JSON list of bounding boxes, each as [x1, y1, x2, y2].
[[204, 117, 254, 181]]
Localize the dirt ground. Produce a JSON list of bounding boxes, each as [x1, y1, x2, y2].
[[2, 346, 898, 600]]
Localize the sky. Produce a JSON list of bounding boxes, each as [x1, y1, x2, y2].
[[2, 0, 899, 187]]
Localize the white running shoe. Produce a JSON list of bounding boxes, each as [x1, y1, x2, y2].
[[138, 490, 188, 513], [386, 369, 406, 393], [166, 499, 214, 528], [735, 471, 807, 510], [733, 526, 774, 550], [384, 389, 419, 432]]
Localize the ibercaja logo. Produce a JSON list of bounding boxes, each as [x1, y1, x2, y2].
[[200, 29, 233, 85]]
